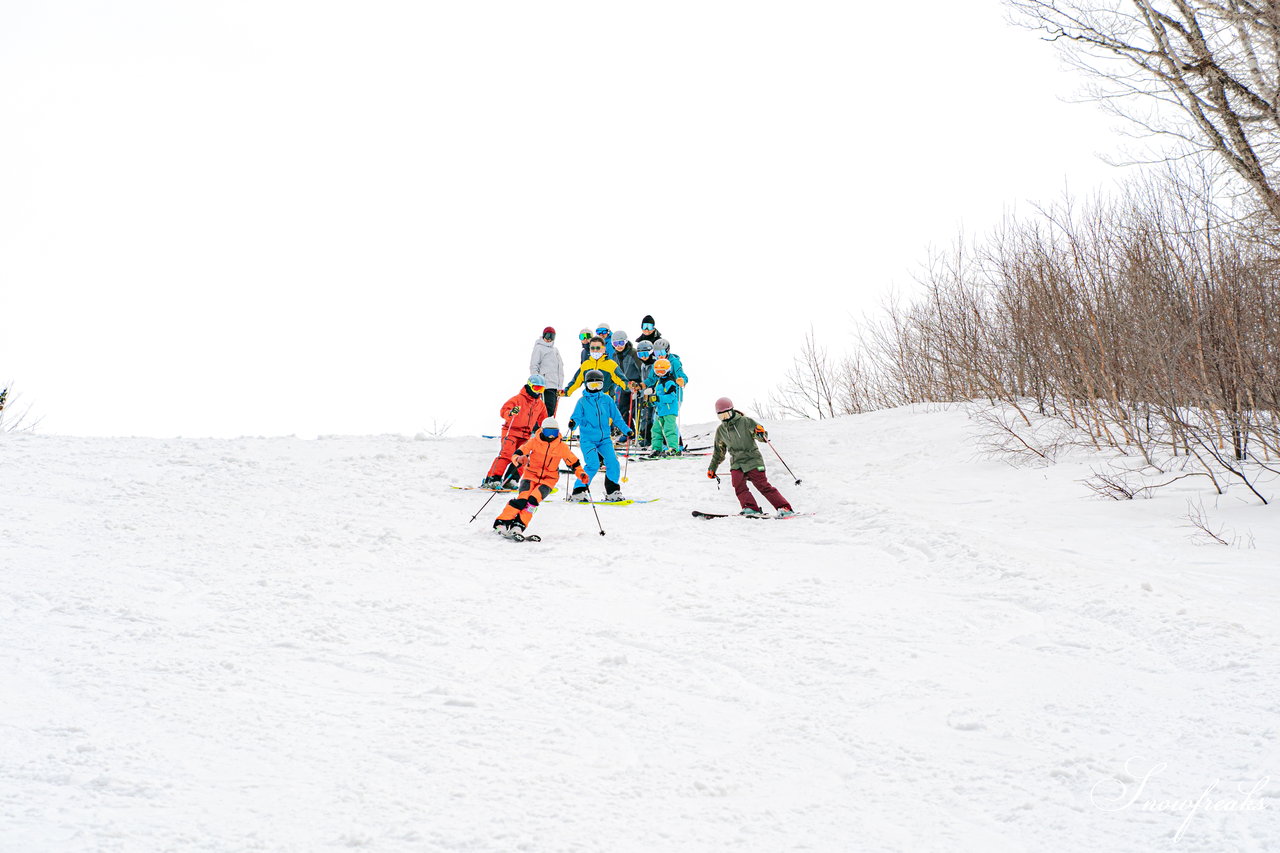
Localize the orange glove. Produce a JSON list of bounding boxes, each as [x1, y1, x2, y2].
[[707, 470, 717, 479], [577, 471, 590, 485]]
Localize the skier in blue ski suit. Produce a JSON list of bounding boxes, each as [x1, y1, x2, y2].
[[568, 369, 633, 501]]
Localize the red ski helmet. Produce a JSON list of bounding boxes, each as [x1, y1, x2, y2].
[[715, 396, 734, 413]]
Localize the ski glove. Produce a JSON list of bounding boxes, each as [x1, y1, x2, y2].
[[577, 472, 590, 485], [755, 425, 768, 439], [567, 420, 576, 431], [509, 406, 521, 415], [707, 470, 717, 479]]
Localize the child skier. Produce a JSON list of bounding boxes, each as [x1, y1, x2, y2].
[[494, 417, 590, 536], [647, 359, 682, 457], [649, 337, 689, 450], [707, 397, 796, 518], [567, 369, 634, 501], [481, 374, 549, 490]]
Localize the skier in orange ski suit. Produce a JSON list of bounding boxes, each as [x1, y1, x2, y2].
[[482, 375, 549, 489], [494, 417, 589, 534]]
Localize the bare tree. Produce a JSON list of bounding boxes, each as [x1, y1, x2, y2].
[[0, 383, 40, 433], [766, 327, 845, 420], [1009, 0, 1280, 225]]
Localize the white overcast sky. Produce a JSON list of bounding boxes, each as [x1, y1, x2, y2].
[[1, 0, 1122, 438]]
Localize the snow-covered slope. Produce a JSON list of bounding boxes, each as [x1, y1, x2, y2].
[[2, 408, 1277, 852]]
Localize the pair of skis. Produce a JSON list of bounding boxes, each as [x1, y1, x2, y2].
[[691, 510, 814, 520], [496, 530, 541, 543], [451, 485, 558, 494]]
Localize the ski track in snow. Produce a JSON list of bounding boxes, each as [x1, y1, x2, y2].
[[2, 409, 1278, 852]]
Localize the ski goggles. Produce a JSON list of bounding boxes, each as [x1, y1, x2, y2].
[[579, 331, 591, 341], [653, 350, 667, 358], [543, 331, 556, 340], [595, 327, 610, 337], [612, 340, 627, 349], [528, 382, 546, 394], [585, 380, 605, 392], [641, 323, 655, 330], [541, 427, 560, 438], [718, 410, 733, 420]]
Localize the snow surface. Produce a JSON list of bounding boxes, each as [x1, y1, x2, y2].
[[2, 407, 1278, 852]]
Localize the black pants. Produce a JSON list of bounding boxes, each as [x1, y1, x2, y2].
[[542, 388, 559, 417], [615, 389, 635, 432], [637, 402, 654, 445]]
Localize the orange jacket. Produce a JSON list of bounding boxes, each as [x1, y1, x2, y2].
[[514, 434, 583, 487], [500, 387, 548, 437]]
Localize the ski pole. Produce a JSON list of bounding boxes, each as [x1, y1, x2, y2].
[[586, 488, 606, 536], [621, 435, 632, 483], [468, 490, 500, 523], [564, 428, 576, 501], [765, 438, 802, 486]]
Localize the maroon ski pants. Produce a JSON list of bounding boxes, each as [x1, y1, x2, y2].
[[730, 468, 791, 513]]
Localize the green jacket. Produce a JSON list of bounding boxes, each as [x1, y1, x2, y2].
[[709, 411, 768, 472]]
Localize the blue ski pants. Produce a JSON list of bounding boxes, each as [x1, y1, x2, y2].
[[579, 436, 620, 487]]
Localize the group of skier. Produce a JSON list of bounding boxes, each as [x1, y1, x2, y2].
[[482, 316, 796, 537]]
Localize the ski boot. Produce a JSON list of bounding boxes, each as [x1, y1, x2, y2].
[[775, 508, 796, 518], [501, 477, 521, 491], [603, 492, 627, 502], [739, 507, 765, 518]]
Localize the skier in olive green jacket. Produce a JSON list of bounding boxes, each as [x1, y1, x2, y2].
[[707, 396, 795, 518]]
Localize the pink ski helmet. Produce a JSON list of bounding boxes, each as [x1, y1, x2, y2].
[[715, 396, 734, 413]]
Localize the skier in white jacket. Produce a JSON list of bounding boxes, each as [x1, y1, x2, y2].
[[529, 327, 565, 416]]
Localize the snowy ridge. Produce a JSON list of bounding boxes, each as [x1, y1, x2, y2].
[[2, 407, 1277, 852]]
